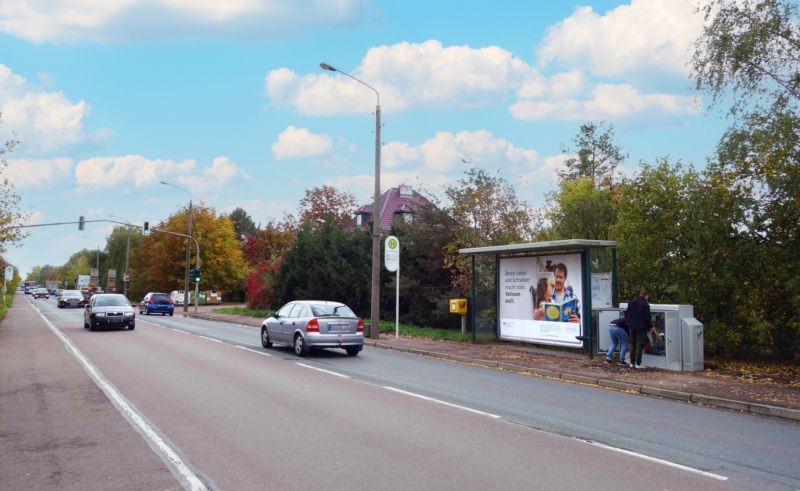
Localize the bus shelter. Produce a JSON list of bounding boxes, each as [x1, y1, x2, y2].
[[459, 239, 617, 357]]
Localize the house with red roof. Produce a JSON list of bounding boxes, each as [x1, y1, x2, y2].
[[350, 184, 432, 231]]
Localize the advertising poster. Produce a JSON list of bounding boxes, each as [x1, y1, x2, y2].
[[107, 269, 117, 292], [498, 254, 583, 347]]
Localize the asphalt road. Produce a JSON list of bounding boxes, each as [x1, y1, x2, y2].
[[4, 294, 799, 490]]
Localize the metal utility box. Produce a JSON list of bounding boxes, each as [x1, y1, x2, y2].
[[681, 317, 704, 371], [449, 299, 468, 315], [599, 303, 703, 372]]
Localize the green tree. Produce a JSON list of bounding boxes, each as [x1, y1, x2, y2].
[[0, 114, 29, 252], [130, 207, 247, 300], [389, 200, 459, 328], [692, 0, 799, 359], [692, 0, 799, 115], [610, 159, 696, 302], [297, 185, 357, 227], [546, 177, 617, 240], [559, 121, 626, 186], [444, 166, 534, 291], [228, 207, 258, 240], [277, 221, 371, 315], [105, 226, 142, 293]]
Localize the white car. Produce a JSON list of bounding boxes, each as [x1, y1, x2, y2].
[[170, 290, 186, 306]]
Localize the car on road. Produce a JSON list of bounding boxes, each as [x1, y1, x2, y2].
[[170, 290, 186, 306], [32, 287, 50, 299], [84, 293, 135, 331], [139, 292, 174, 316], [58, 290, 86, 308], [261, 300, 363, 357]]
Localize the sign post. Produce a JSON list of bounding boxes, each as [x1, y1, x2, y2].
[[3, 265, 12, 307], [384, 236, 400, 339]]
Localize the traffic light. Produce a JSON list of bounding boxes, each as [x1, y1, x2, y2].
[[79, 216, 85, 231], [191, 267, 201, 283], [142, 221, 150, 236]]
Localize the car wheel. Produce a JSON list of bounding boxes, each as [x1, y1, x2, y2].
[[169, 312, 173, 316], [129, 323, 135, 330], [89, 320, 96, 331], [145, 309, 150, 315], [345, 346, 361, 357], [293, 334, 307, 356], [261, 327, 273, 348]]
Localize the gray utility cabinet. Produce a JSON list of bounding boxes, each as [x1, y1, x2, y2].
[[598, 304, 703, 372]]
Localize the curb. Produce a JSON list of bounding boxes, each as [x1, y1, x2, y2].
[[365, 340, 800, 423]]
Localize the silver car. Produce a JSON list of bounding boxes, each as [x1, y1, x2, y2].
[[261, 300, 364, 356], [84, 293, 135, 331]]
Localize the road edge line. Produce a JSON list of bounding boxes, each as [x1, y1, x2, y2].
[[30, 302, 210, 491]]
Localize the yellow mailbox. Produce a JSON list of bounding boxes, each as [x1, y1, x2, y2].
[[449, 298, 468, 315]]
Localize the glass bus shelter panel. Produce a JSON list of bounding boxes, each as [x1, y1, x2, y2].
[[473, 254, 498, 342]]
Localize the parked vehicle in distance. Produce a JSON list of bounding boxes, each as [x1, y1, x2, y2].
[[170, 290, 186, 306], [139, 292, 174, 316], [84, 294, 135, 331], [261, 300, 363, 357], [32, 287, 49, 299], [54, 289, 64, 298], [58, 290, 86, 308]]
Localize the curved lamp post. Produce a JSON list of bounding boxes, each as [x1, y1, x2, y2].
[[320, 62, 381, 339], [160, 180, 193, 312]]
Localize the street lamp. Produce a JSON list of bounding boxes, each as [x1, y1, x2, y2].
[[160, 180, 193, 312], [320, 62, 382, 339]]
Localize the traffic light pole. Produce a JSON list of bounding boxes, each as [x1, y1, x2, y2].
[[17, 218, 201, 313], [152, 227, 201, 314]]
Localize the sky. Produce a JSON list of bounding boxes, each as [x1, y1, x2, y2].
[[1, 0, 727, 276]]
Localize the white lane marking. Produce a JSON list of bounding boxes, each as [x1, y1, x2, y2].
[[234, 345, 272, 357], [579, 439, 728, 481], [198, 335, 222, 343], [383, 386, 501, 419], [172, 329, 190, 334], [31, 305, 209, 490], [296, 363, 350, 379]]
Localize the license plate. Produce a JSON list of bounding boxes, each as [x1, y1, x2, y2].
[[109, 316, 122, 323], [329, 324, 349, 333]]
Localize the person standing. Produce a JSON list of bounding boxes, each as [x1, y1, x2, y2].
[[604, 316, 629, 366], [626, 289, 652, 369]]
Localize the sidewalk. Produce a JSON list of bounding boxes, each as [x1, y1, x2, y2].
[[185, 306, 800, 422]]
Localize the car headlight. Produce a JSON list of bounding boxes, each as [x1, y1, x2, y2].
[[95, 312, 106, 317], [124, 312, 134, 318]]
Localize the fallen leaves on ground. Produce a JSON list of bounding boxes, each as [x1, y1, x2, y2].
[[703, 359, 800, 388]]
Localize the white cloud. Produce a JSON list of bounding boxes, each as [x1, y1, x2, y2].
[[384, 130, 541, 173], [6, 157, 73, 188], [0, 64, 107, 154], [266, 39, 699, 123], [177, 156, 251, 193], [0, 0, 368, 44], [272, 126, 333, 160], [536, 0, 703, 77], [73, 154, 249, 192], [510, 83, 702, 121], [266, 40, 538, 116]]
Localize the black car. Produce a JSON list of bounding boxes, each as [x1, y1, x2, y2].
[[32, 287, 49, 299], [58, 290, 85, 308], [84, 294, 135, 331]]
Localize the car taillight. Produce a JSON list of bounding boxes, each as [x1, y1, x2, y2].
[[306, 318, 319, 332], [357, 319, 364, 332]]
